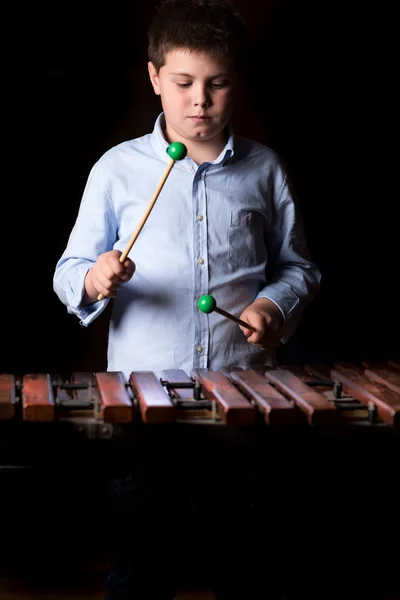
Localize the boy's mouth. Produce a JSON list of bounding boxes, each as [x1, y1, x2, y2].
[[189, 115, 211, 122]]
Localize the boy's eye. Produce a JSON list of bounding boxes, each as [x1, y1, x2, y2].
[[175, 81, 228, 89]]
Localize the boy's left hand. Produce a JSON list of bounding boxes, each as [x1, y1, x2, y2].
[[239, 298, 284, 350]]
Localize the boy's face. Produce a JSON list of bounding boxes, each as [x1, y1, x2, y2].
[[148, 49, 238, 148]]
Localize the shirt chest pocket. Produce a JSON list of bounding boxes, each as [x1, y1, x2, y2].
[[227, 210, 266, 269]]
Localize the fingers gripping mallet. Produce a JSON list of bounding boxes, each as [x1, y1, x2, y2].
[[197, 295, 256, 331], [97, 142, 187, 301]]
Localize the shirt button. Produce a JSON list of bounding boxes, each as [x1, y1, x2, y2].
[[197, 257, 204, 265], [196, 214, 203, 221], [196, 345, 204, 353]]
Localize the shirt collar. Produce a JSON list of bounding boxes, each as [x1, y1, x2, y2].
[[151, 112, 235, 168]]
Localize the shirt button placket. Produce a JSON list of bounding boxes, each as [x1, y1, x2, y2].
[[194, 169, 209, 368]]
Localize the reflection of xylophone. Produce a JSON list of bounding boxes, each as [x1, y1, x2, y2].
[[1, 360, 399, 434]]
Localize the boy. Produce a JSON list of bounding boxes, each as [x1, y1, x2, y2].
[[53, 0, 321, 598]]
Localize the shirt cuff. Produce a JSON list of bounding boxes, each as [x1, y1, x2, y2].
[[64, 264, 109, 326], [256, 287, 301, 344]]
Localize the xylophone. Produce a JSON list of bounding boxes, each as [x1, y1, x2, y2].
[[1, 361, 398, 599], [1, 359, 399, 435]]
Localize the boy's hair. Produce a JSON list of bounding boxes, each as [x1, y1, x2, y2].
[[148, 0, 247, 72]]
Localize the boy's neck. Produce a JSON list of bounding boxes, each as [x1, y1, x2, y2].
[[185, 138, 226, 165]]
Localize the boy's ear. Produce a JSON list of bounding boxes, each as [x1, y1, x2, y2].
[[148, 62, 161, 95]]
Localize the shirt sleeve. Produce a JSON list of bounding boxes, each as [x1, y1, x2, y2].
[[53, 159, 116, 326], [256, 173, 321, 343]]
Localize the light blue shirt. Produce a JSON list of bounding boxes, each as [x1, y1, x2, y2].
[[53, 113, 321, 379]]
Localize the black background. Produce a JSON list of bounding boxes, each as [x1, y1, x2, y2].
[[3, 0, 398, 374]]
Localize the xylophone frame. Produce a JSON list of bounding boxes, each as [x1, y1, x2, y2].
[[1, 360, 399, 435]]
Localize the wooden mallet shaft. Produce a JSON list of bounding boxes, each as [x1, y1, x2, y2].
[[97, 142, 187, 301], [197, 295, 256, 331], [214, 305, 256, 331]]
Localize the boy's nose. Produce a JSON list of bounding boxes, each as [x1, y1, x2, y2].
[[194, 97, 210, 108], [194, 87, 211, 108]]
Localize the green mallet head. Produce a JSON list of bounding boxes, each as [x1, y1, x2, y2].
[[167, 142, 187, 161], [197, 295, 217, 314]]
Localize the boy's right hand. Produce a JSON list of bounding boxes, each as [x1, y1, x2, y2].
[[84, 250, 136, 304]]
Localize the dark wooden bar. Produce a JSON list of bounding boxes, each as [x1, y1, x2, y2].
[[95, 371, 134, 423], [71, 372, 97, 405], [161, 369, 196, 400], [332, 363, 400, 427], [161, 369, 213, 420], [227, 368, 297, 425], [129, 371, 176, 424], [264, 368, 338, 426], [22, 374, 55, 421], [362, 361, 400, 395], [0, 374, 16, 420], [191, 368, 256, 426]]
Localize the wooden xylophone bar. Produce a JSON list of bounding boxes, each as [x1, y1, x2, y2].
[[0, 360, 399, 430]]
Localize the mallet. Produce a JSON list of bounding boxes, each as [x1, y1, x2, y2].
[[197, 295, 256, 331], [97, 141, 187, 301]]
